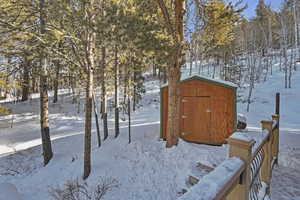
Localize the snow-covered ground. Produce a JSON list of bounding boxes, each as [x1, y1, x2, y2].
[[0, 64, 299, 200], [0, 81, 227, 200], [240, 66, 300, 200]]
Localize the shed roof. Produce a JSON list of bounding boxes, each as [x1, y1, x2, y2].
[[161, 75, 238, 89]]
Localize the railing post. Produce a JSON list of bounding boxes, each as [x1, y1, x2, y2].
[[261, 120, 273, 132], [260, 120, 273, 193], [227, 137, 255, 200], [275, 93, 280, 116], [272, 115, 280, 164]]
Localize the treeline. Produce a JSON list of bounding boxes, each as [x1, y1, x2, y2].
[[187, 0, 298, 111], [1, 0, 298, 178], [0, 0, 183, 179]]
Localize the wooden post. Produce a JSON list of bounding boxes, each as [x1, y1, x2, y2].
[[260, 120, 273, 193], [272, 115, 280, 164], [261, 120, 273, 132], [275, 93, 280, 115], [227, 138, 255, 200]]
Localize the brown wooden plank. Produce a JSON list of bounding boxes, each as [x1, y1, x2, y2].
[[181, 96, 211, 143], [162, 77, 236, 145]]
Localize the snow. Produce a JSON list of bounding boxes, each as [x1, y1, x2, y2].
[[258, 182, 268, 200], [272, 119, 279, 129], [161, 74, 238, 89], [177, 60, 300, 199], [0, 183, 22, 200], [179, 157, 244, 200], [236, 65, 300, 200], [0, 81, 227, 200], [0, 60, 299, 199], [229, 131, 255, 142], [237, 113, 247, 124], [229, 130, 270, 155]]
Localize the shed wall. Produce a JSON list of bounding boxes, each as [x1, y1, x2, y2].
[[161, 79, 236, 144]]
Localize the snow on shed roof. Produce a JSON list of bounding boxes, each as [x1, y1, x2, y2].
[[160, 75, 238, 89]]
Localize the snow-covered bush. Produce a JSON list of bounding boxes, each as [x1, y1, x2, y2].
[[0, 149, 41, 177], [49, 177, 119, 200]]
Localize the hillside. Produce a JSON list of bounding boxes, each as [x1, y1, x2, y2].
[[0, 64, 299, 200]]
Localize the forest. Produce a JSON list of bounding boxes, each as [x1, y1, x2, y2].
[[0, 0, 299, 200]]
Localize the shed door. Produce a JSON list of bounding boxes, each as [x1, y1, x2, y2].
[[181, 96, 211, 143]]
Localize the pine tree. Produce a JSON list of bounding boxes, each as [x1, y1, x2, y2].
[[154, 0, 185, 147], [39, 0, 53, 166]]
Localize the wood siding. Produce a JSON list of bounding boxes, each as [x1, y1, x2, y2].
[[161, 79, 236, 145]]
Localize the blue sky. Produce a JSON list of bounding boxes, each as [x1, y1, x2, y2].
[[240, 0, 283, 19]]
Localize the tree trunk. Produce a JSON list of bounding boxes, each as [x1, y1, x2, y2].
[[289, 48, 293, 88], [198, 54, 203, 75], [101, 47, 108, 140], [39, 0, 53, 166], [93, 94, 101, 147], [53, 60, 60, 103], [279, 50, 282, 71], [156, 0, 184, 147], [4, 59, 10, 99], [163, 68, 167, 83], [83, 66, 93, 179], [153, 59, 157, 77], [270, 54, 273, 75], [128, 96, 131, 144], [133, 71, 137, 111], [158, 67, 161, 80], [32, 66, 37, 94], [212, 59, 217, 79], [123, 66, 127, 106], [83, 17, 96, 179], [114, 45, 120, 138], [284, 47, 288, 88], [246, 53, 256, 112], [189, 48, 193, 76], [166, 65, 181, 147], [294, 0, 299, 60], [21, 57, 30, 101], [40, 68, 53, 166], [71, 76, 76, 104]]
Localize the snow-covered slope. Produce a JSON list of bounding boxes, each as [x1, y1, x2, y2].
[[0, 64, 299, 200], [0, 81, 227, 200], [238, 65, 300, 200]]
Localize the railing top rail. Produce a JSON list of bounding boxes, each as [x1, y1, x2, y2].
[[179, 158, 245, 200]]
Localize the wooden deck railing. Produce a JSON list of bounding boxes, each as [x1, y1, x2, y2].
[[179, 114, 280, 200]]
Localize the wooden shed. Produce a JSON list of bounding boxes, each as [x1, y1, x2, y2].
[[160, 75, 237, 145]]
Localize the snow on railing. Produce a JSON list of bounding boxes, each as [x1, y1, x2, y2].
[[229, 130, 270, 157], [179, 114, 280, 200], [179, 158, 245, 200]]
